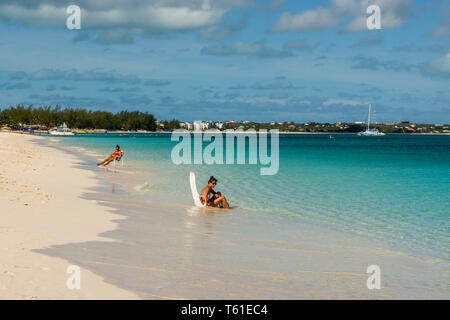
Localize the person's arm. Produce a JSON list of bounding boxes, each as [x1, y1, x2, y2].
[[200, 187, 206, 204]]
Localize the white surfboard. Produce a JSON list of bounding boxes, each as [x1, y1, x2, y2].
[[190, 172, 206, 207]]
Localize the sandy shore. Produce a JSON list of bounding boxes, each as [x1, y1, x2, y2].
[[0, 132, 139, 299]]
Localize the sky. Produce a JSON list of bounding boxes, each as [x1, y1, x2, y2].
[[0, 0, 449, 123]]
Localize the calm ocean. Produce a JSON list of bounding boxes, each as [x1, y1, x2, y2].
[[55, 133, 449, 262]]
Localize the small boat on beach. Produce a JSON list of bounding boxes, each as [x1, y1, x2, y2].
[[49, 123, 75, 136]]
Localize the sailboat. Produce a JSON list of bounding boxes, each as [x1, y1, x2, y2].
[[49, 122, 75, 136], [358, 104, 385, 136]]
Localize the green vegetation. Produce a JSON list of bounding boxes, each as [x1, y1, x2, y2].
[[223, 121, 363, 133], [162, 119, 181, 130], [0, 105, 157, 131], [222, 121, 449, 134]]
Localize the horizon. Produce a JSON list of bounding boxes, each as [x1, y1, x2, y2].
[[0, 0, 449, 123]]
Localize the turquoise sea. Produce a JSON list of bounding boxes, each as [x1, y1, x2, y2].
[[57, 133, 449, 260], [43, 133, 450, 298]]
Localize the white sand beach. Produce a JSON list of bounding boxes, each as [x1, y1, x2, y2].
[[0, 132, 139, 299]]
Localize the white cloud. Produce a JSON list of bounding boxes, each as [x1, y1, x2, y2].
[[427, 0, 449, 39], [271, 6, 337, 32], [420, 53, 450, 80], [429, 25, 449, 39], [29, 68, 141, 84], [0, 4, 66, 27], [323, 99, 365, 106], [270, 0, 410, 33], [0, 1, 225, 39], [201, 41, 293, 58]]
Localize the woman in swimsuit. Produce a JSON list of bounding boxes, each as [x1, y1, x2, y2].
[[200, 176, 230, 208], [97, 145, 123, 166]]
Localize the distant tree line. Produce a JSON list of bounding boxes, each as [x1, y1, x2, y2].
[[0, 105, 157, 131], [162, 119, 181, 130]]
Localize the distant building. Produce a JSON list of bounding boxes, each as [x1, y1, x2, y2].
[[181, 122, 193, 130], [201, 122, 210, 130], [194, 122, 202, 131], [156, 121, 164, 129]]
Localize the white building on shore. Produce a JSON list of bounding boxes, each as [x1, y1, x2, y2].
[[180, 122, 193, 130], [179, 121, 225, 131]]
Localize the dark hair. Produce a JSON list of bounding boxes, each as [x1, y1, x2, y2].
[[116, 145, 120, 149], [208, 176, 217, 184]]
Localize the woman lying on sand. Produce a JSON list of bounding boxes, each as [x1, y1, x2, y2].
[[97, 145, 123, 166], [200, 176, 230, 208]]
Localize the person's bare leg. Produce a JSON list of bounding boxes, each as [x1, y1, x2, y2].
[[97, 158, 108, 166], [221, 196, 230, 208], [213, 196, 229, 208], [97, 157, 113, 166]]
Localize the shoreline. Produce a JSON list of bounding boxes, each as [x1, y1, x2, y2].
[[0, 132, 139, 299], [37, 135, 449, 299], [2, 130, 450, 136], [2, 132, 448, 299]]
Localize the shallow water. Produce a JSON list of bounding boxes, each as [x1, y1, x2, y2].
[[56, 133, 450, 260], [36, 134, 450, 299]]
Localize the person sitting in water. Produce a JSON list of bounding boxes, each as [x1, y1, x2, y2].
[[97, 145, 123, 166], [200, 176, 230, 208]]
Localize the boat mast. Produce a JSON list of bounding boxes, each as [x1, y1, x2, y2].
[[367, 103, 371, 131]]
